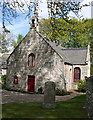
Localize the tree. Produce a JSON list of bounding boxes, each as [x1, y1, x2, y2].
[[39, 18, 93, 75], [0, 0, 89, 31], [39, 18, 92, 47], [0, 0, 39, 32], [13, 34, 24, 48], [0, 30, 15, 54]]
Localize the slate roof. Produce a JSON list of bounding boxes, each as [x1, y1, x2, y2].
[[61, 48, 87, 64], [47, 41, 87, 65], [38, 32, 88, 65]]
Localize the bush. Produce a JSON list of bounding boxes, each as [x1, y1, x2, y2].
[[55, 88, 61, 95], [1, 75, 6, 89], [1, 75, 6, 84], [38, 87, 43, 94], [56, 88, 70, 96], [77, 80, 86, 92]]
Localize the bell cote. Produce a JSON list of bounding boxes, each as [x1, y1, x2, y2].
[[30, 15, 39, 31]]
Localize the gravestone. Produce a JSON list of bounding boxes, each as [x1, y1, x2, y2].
[[86, 76, 93, 119], [43, 81, 56, 109], [0, 84, 2, 119]]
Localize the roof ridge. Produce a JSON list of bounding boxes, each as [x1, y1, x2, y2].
[[61, 47, 87, 50]]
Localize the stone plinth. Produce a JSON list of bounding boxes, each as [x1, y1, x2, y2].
[[43, 81, 56, 109], [86, 76, 93, 119]]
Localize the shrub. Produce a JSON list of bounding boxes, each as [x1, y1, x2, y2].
[[55, 88, 61, 95], [56, 88, 70, 96], [38, 87, 43, 94], [77, 80, 86, 92], [1, 75, 6, 84], [1, 75, 6, 88], [61, 89, 70, 95]]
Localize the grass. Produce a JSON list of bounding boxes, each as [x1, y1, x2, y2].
[[2, 95, 87, 119]]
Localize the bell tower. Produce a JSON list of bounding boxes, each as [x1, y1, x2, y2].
[[30, 15, 39, 31], [30, 2, 39, 31]]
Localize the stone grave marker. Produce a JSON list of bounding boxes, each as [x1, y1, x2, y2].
[[86, 76, 93, 119], [43, 81, 56, 109]]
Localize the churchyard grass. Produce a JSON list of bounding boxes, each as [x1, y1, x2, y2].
[[2, 95, 87, 118]]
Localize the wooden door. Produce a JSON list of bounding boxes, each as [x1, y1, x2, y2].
[[28, 75, 35, 92]]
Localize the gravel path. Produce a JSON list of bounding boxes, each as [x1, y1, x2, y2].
[[1, 89, 85, 104]]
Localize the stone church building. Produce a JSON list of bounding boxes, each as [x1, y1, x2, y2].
[[6, 15, 90, 92]]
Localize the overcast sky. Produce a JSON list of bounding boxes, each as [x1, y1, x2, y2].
[[0, 0, 92, 39]]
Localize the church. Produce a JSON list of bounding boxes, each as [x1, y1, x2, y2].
[[6, 15, 90, 92]]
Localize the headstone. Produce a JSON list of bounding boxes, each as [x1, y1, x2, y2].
[[43, 81, 56, 109], [86, 76, 93, 119]]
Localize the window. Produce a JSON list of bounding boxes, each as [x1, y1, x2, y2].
[[74, 67, 81, 82], [28, 53, 35, 67], [14, 75, 18, 84]]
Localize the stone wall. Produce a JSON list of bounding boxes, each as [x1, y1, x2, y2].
[[6, 29, 65, 92], [86, 76, 93, 119], [64, 64, 72, 91], [73, 65, 88, 80], [73, 65, 88, 90], [64, 64, 88, 91]]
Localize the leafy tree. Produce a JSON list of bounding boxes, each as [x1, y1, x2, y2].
[[0, 0, 89, 31], [39, 18, 92, 47], [13, 34, 23, 48], [0, 30, 15, 54], [39, 18, 93, 74], [0, 0, 39, 31]]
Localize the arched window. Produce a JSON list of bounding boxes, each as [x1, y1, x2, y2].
[[74, 67, 81, 82], [14, 75, 18, 84], [28, 53, 35, 67]]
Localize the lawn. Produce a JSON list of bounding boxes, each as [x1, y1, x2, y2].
[[2, 95, 87, 119]]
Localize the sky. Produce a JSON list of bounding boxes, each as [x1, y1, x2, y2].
[[0, 0, 92, 39]]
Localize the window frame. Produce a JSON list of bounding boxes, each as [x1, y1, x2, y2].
[[73, 67, 81, 82], [28, 53, 35, 67]]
